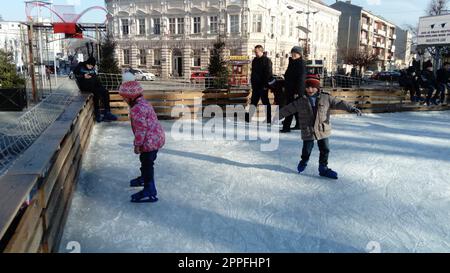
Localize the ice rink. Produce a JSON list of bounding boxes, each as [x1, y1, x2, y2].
[[59, 111, 450, 253]]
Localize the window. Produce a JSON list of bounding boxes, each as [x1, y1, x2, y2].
[[252, 14, 262, 33], [281, 17, 286, 36], [289, 16, 293, 37], [139, 19, 146, 35], [123, 49, 130, 65], [154, 18, 161, 34], [193, 17, 201, 34], [177, 18, 184, 34], [230, 15, 239, 33], [121, 19, 129, 35], [210, 16, 218, 33], [270, 16, 275, 34], [169, 18, 176, 34], [139, 49, 147, 65], [193, 49, 201, 67], [154, 49, 161, 66]]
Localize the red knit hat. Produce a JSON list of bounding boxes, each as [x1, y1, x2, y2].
[[119, 81, 144, 100], [305, 74, 321, 89]]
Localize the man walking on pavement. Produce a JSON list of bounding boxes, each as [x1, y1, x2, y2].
[[246, 45, 273, 124]]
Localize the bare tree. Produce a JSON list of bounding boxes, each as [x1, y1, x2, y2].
[[427, 0, 448, 15], [340, 48, 379, 76]]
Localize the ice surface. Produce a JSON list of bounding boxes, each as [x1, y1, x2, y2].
[[59, 111, 450, 253]]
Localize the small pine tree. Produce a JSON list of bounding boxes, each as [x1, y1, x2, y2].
[[98, 34, 121, 74], [208, 38, 229, 89], [0, 49, 25, 88]]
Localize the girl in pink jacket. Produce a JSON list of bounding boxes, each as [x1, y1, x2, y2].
[[119, 73, 165, 203]]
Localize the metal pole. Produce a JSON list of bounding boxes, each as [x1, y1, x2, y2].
[[27, 24, 37, 102]]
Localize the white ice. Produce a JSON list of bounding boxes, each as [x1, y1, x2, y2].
[[59, 111, 450, 253]]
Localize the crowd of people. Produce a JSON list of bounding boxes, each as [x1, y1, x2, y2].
[[399, 60, 449, 106]]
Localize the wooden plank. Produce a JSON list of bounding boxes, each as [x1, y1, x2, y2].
[[3, 196, 43, 253], [24, 218, 44, 253], [0, 174, 39, 241]]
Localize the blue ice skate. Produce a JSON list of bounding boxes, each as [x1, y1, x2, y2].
[[130, 176, 145, 187], [319, 165, 338, 180], [131, 180, 158, 203], [297, 161, 308, 173]]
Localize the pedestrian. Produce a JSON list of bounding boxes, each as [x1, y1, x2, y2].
[[118, 72, 166, 203], [275, 75, 362, 180], [280, 46, 306, 133], [420, 61, 438, 106], [435, 62, 449, 105], [246, 45, 273, 123]]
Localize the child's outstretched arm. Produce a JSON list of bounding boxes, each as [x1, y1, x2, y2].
[[329, 96, 362, 116], [131, 107, 150, 151], [277, 99, 302, 121]]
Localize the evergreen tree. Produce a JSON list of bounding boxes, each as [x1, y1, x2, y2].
[[208, 38, 229, 89], [0, 49, 25, 88], [98, 34, 121, 74]]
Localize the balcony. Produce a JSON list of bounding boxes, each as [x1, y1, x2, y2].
[[362, 23, 369, 31], [377, 29, 386, 36], [361, 38, 368, 45], [391, 45, 396, 52]]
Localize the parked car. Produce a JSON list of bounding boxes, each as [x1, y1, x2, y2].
[[127, 68, 156, 81], [371, 71, 401, 81], [363, 70, 374, 78], [190, 71, 210, 83]]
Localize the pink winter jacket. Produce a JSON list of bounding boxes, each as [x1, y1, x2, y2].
[[130, 96, 165, 152]]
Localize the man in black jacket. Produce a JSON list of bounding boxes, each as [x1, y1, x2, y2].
[[247, 45, 273, 123], [281, 46, 306, 133], [73, 57, 117, 122], [420, 61, 437, 106], [435, 62, 449, 105]]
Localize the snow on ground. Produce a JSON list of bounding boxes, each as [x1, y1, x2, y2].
[[59, 111, 450, 253]]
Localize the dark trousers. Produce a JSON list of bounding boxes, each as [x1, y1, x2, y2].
[[79, 78, 111, 117], [436, 83, 447, 102], [250, 87, 271, 122], [282, 91, 300, 130], [301, 138, 330, 166], [140, 150, 158, 188], [425, 86, 436, 104]]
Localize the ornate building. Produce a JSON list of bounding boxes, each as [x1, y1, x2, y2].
[[106, 0, 340, 79]]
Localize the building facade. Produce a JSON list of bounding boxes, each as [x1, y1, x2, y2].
[[331, 0, 397, 72], [105, 0, 341, 79], [0, 21, 27, 72], [394, 27, 413, 69]]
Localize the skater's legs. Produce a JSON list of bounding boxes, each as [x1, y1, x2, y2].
[[140, 150, 158, 195], [260, 88, 272, 122], [301, 140, 314, 163], [317, 138, 330, 167], [248, 87, 263, 119]]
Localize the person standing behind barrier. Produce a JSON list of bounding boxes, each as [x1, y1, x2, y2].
[[420, 61, 438, 106], [246, 45, 273, 124], [436, 62, 450, 105], [280, 46, 306, 133], [406, 66, 422, 103], [73, 57, 118, 122]]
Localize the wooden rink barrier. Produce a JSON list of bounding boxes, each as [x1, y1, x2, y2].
[[0, 94, 95, 253], [110, 88, 450, 120]]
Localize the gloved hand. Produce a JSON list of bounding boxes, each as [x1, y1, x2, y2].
[[351, 107, 362, 116]]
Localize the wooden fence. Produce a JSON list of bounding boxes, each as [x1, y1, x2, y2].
[[110, 88, 450, 120], [0, 95, 94, 253]]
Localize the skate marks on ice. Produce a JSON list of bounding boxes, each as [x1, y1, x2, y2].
[[59, 112, 450, 252]]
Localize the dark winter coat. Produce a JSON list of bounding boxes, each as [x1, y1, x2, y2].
[[279, 91, 355, 140], [436, 68, 449, 84], [251, 55, 273, 89], [284, 57, 306, 97], [73, 61, 99, 92], [420, 69, 437, 89]]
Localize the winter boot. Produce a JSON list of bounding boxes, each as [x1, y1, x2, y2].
[[130, 176, 145, 187], [103, 111, 118, 121], [319, 164, 338, 180], [131, 180, 158, 203], [297, 161, 308, 173]]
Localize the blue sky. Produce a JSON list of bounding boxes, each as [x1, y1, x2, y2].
[[0, 0, 434, 27]]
